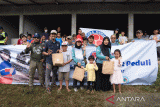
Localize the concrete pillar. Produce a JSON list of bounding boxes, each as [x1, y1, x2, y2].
[[128, 13, 134, 40], [71, 13, 76, 35], [19, 15, 24, 37]]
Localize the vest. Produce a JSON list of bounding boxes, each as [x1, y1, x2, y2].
[[0, 32, 6, 43]]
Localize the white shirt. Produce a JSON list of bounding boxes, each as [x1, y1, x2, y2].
[[119, 36, 128, 44], [149, 34, 160, 47], [58, 50, 72, 72]]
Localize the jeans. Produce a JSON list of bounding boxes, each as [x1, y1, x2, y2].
[[45, 63, 58, 89]]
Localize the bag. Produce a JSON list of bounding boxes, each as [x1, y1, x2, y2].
[[102, 61, 114, 74], [72, 67, 85, 81], [52, 53, 63, 66]]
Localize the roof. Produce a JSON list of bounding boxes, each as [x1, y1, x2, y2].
[[0, 0, 160, 6]]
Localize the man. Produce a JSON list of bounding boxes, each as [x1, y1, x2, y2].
[[25, 33, 44, 90], [42, 27, 49, 40], [111, 35, 119, 46], [132, 30, 145, 42], [87, 35, 95, 46], [0, 26, 8, 45], [67, 36, 73, 46], [43, 30, 61, 93]]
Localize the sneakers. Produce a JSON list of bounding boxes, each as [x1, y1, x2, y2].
[[80, 87, 84, 90], [74, 88, 78, 92]]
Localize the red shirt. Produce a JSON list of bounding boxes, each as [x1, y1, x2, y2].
[[17, 39, 23, 45]]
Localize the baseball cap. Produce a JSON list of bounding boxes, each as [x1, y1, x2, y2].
[[22, 34, 27, 38], [89, 35, 94, 38], [50, 30, 57, 34], [62, 41, 68, 46], [33, 33, 40, 38], [67, 36, 72, 39], [136, 30, 143, 34], [76, 38, 82, 42]]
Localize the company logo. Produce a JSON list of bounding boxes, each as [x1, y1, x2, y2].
[[122, 59, 151, 67], [90, 51, 96, 59], [86, 30, 106, 46], [106, 95, 115, 104], [123, 76, 129, 83]]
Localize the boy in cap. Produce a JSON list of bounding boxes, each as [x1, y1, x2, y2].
[[67, 36, 73, 46], [25, 33, 45, 90], [132, 30, 145, 42], [43, 30, 61, 93], [58, 41, 72, 92]]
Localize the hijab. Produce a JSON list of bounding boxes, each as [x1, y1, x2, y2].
[[100, 36, 111, 57], [75, 41, 82, 49]]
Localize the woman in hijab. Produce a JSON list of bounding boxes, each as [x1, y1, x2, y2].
[[95, 36, 114, 91], [72, 38, 86, 92]]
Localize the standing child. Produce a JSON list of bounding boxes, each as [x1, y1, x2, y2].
[[58, 41, 72, 92], [82, 55, 98, 94], [56, 32, 63, 46], [72, 38, 86, 92], [119, 31, 128, 45], [110, 49, 123, 94]]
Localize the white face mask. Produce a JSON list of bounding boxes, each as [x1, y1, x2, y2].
[[45, 30, 48, 33]]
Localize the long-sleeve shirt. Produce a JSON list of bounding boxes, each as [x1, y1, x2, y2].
[[25, 42, 43, 62], [84, 63, 98, 81], [96, 46, 114, 64]]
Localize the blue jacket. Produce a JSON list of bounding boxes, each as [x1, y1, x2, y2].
[[96, 46, 114, 64]]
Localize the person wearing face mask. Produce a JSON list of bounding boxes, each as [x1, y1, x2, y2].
[[95, 37, 114, 91], [42, 27, 49, 40]]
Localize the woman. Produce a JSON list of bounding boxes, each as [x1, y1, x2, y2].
[[72, 38, 86, 92], [95, 36, 114, 91]]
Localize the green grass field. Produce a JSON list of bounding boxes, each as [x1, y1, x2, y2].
[[0, 66, 160, 107]]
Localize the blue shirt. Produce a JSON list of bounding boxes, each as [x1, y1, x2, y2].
[[96, 46, 114, 64], [111, 41, 119, 46], [43, 40, 60, 64], [55, 38, 63, 46], [42, 32, 49, 40], [27, 40, 32, 43], [87, 43, 95, 46]]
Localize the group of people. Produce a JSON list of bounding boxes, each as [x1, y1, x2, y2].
[[1, 26, 160, 94]]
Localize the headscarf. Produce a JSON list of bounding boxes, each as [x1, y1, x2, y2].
[[75, 41, 82, 49], [100, 36, 111, 57]]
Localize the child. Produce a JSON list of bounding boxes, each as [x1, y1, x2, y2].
[[83, 37, 88, 46], [55, 32, 63, 46], [119, 31, 128, 45], [58, 41, 72, 92], [27, 34, 32, 43], [110, 49, 123, 94], [21, 34, 29, 45], [17, 34, 23, 45], [72, 34, 76, 45], [72, 38, 86, 92], [82, 55, 98, 94]]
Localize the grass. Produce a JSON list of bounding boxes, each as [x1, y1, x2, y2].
[[0, 66, 160, 107]]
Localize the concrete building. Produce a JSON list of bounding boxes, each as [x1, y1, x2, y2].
[[0, 0, 160, 44]]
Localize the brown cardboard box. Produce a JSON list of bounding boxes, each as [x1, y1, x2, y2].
[[72, 67, 85, 81], [102, 61, 114, 74], [52, 53, 63, 66]]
